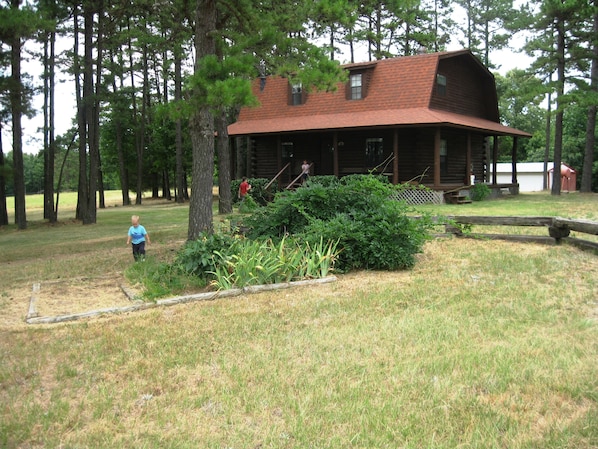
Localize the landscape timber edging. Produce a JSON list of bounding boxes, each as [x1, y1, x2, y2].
[[25, 276, 338, 325]]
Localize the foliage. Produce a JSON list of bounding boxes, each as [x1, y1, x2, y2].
[[124, 256, 207, 300], [175, 232, 239, 277], [306, 175, 340, 188], [169, 231, 339, 290], [230, 178, 280, 206], [209, 236, 339, 290], [238, 194, 259, 213], [470, 183, 491, 201], [245, 175, 433, 271]]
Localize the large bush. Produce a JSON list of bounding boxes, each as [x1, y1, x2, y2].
[[230, 178, 280, 206], [245, 175, 432, 271]]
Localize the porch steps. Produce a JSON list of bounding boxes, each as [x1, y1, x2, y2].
[[444, 191, 472, 205]]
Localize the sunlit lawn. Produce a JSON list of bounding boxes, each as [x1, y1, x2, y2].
[[1, 190, 597, 448]]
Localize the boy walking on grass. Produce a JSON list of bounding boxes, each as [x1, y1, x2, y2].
[[127, 215, 150, 261]]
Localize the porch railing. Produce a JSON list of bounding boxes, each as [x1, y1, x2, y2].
[[264, 162, 291, 191]]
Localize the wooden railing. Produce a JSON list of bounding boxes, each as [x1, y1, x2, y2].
[[435, 215, 598, 251], [264, 162, 291, 191], [285, 162, 313, 190]]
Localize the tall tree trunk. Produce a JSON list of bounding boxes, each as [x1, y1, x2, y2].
[[188, 0, 216, 240], [174, 48, 185, 203], [82, 1, 97, 224], [543, 88, 552, 191], [0, 128, 8, 226], [94, 1, 104, 209], [127, 18, 143, 205], [216, 109, 232, 214], [136, 40, 149, 205], [43, 19, 57, 223], [581, 1, 597, 193], [551, 17, 565, 196], [110, 49, 130, 206], [74, 4, 88, 221], [10, 0, 26, 230]]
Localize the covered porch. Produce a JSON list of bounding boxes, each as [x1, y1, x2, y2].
[[236, 123, 525, 200]]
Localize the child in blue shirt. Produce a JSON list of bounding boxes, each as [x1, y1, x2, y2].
[[126, 215, 151, 261]]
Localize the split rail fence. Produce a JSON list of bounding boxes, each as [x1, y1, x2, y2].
[[435, 216, 598, 251]]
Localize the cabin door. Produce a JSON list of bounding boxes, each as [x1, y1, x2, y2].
[[318, 138, 334, 176]]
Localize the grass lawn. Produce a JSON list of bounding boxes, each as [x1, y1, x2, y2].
[[1, 191, 597, 448]]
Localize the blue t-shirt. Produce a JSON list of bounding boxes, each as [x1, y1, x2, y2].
[[128, 224, 147, 244]]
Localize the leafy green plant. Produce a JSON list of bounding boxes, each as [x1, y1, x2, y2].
[[470, 183, 491, 201], [176, 232, 239, 276], [209, 236, 339, 290], [245, 175, 433, 272], [125, 257, 207, 300], [238, 194, 258, 213], [231, 178, 279, 206]]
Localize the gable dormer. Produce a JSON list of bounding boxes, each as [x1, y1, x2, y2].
[[288, 81, 308, 106], [344, 61, 377, 100]]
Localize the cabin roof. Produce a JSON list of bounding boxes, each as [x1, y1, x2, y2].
[[228, 50, 531, 138]]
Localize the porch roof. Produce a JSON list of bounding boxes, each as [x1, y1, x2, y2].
[[227, 107, 532, 137]]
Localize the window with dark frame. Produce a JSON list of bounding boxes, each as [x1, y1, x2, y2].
[[436, 74, 447, 96], [291, 82, 303, 105], [440, 139, 448, 174], [350, 73, 363, 100], [365, 138, 384, 166]]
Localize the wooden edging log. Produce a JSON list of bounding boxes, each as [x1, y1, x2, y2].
[[25, 276, 338, 325]]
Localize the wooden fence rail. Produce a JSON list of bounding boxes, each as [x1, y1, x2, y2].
[[434, 215, 598, 251]]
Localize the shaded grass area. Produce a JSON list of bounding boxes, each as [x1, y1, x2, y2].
[[1, 240, 597, 448], [1, 190, 598, 447]]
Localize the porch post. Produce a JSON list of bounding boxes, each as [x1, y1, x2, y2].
[[246, 137, 253, 177], [492, 135, 498, 184], [511, 136, 518, 184], [333, 131, 339, 177], [466, 132, 472, 185], [434, 127, 441, 188], [277, 135, 282, 174], [393, 128, 399, 184]]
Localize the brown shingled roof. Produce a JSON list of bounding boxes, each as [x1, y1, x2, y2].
[[228, 50, 531, 138]]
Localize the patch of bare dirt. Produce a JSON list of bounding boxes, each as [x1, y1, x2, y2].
[[0, 275, 141, 330]]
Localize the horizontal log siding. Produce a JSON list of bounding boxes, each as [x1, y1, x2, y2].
[[336, 130, 394, 173], [470, 134, 487, 182], [430, 55, 499, 121], [253, 137, 278, 179]]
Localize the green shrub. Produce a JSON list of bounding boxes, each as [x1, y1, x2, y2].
[[245, 175, 433, 272], [231, 178, 279, 206], [301, 202, 431, 271], [470, 183, 491, 201], [245, 175, 399, 239], [209, 236, 339, 290], [306, 175, 341, 188], [176, 232, 239, 276], [238, 194, 259, 213]]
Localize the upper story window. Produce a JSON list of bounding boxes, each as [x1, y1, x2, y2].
[[436, 74, 447, 96], [350, 73, 363, 100], [291, 82, 303, 105], [345, 63, 376, 100]]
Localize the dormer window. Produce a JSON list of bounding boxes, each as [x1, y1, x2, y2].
[[436, 74, 447, 96], [289, 81, 307, 106], [350, 73, 363, 100], [291, 82, 303, 105]]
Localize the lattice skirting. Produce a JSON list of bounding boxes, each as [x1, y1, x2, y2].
[[391, 189, 445, 205]]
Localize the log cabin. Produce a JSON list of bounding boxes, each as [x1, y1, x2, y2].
[[227, 49, 531, 200]]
